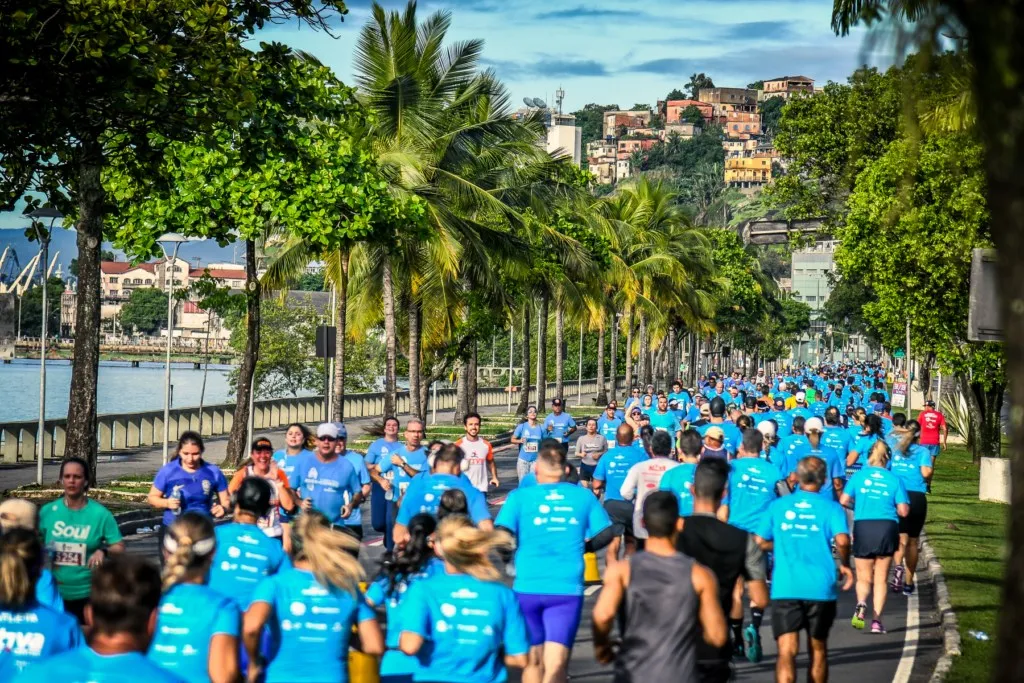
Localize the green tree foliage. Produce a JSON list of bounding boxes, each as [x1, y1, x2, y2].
[[635, 127, 725, 175], [748, 81, 765, 90], [118, 288, 169, 336], [665, 88, 687, 101], [631, 103, 650, 111], [570, 103, 620, 145], [229, 298, 324, 399], [18, 277, 63, 338], [296, 271, 326, 292], [687, 73, 715, 99], [758, 96, 786, 138], [680, 105, 705, 125]]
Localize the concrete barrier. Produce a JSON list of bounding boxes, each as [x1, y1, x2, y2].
[[0, 378, 620, 463]]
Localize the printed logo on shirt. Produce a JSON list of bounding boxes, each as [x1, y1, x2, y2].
[[0, 627, 46, 657], [50, 521, 91, 540]]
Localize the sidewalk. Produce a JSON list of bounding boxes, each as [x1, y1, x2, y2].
[[0, 392, 602, 491]]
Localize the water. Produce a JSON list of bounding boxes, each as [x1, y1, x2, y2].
[[0, 359, 240, 423]]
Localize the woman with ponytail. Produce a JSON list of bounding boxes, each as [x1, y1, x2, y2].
[[399, 516, 529, 683], [0, 529, 81, 679], [888, 419, 934, 595], [243, 510, 384, 683], [366, 514, 445, 683], [147, 512, 240, 683]]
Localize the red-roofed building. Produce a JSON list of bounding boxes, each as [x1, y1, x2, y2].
[[663, 99, 713, 124]]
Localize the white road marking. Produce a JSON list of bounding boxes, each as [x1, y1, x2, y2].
[[585, 585, 601, 596], [892, 584, 920, 683]]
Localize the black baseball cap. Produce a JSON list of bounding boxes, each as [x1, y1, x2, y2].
[[250, 437, 273, 452]]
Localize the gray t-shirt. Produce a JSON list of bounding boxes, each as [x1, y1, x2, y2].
[[574, 433, 608, 466]]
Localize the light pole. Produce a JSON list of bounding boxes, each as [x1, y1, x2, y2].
[[577, 323, 584, 406], [157, 233, 188, 464], [507, 322, 514, 414], [28, 208, 62, 486]]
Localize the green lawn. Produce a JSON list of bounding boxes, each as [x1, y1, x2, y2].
[[925, 446, 1008, 683]]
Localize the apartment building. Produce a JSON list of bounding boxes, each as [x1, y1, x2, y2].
[[723, 111, 762, 139], [603, 109, 652, 138], [723, 138, 760, 158], [698, 87, 758, 120], [760, 75, 815, 101], [662, 99, 713, 124], [724, 156, 772, 188]]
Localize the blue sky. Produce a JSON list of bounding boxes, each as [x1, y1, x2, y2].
[[258, 0, 889, 111]]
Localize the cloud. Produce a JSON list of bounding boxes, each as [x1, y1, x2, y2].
[[534, 6, 652, 20], [483, 56, 609, 79], [624, 58, 695, 75], [719, 20, 799, 41]]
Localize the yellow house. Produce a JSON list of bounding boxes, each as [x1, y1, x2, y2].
[[725, 156, 773, 187]]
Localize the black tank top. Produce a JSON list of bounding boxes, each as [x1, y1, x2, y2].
[[613, 551, 698, 683]]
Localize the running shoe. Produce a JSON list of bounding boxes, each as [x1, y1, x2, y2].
[[871, 620, 886, 634], [732, 635, 745, 660], [743, 624, 763, 663], [890, 564, 905, 593], [851, 602, 867, 629], [903, 582, 915, 596]]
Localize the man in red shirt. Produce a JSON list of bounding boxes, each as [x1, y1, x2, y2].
[[918, 399, 948, 457]]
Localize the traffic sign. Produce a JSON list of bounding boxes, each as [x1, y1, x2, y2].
[[893, 349, 905, 359]]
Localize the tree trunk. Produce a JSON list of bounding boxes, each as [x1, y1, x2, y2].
[[638, 315, 649, 387], [225, 239, 260, 467], [408, 296, 422, 420], [609, 313, 618, 401], [516, 304, 532, 416], [468, 340, 479, 413], [331, 250, 350, 421], [596, 317, 607, 405], [918, 352, 936, 402], [455, 359, 469, 424], [688, 333, 698, 386], [555, 304, 565, 402], [536, 293, 549, 409], [64, 153, 104, 483], [382, 257, 397, 417], [624, 306, 634, 392], [668, 327, 678, 385]]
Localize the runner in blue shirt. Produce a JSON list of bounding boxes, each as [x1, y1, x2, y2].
[[15, 555, 182, 683], [511, 407, 545, 482], [366, 416, 402, 552], [596, 403, 623, 444], [840, 442, 910, 634], [244, 512, 384, 683], [847, 415, 886, 475], [659, 430, 702, 516], [495, 446, 615, 683], [888, 420, 935, 596], [778, 418, 846, 500], [624, 387, 643, 413], [0, 529, 81, 681], [593, 423, 649, 566], [725, 430, 782, 534], [648, 395, 682, 448], [148, 431, 230, 530], [776, 417, 810, 471], [668, 380, 693, 412], [149, 513, 240, 683], [543, 398, 577, 455], [273, 423, 313, 483], [394, 444, 492, 540], [0, 498, 66, 612], [331, 423, 373, 543], [292, 423, 365, 532], [822, 407, 853, 455], [399, 516, 530, 683], [366, 514, 446, 683], [754, 456, 853, 683]]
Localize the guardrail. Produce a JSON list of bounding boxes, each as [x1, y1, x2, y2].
[[0, 377, 618, 463]]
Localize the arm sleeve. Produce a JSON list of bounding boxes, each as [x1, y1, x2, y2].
[[348, 466, 362, 498], [101, 508, 124, 545], [365, 577, 387, 606], [569, 416, 577, 430], [467, 487, 492, 524], [213, 599, 242, 637], [251, 576, 277, 606], [356, 459, 371, 486], [830, 501, 851, 537], [214, 467, 229, 492], [592, 458, 607, 483], [585, 495, 613, 538], [895, 479, 910, 505], [400, 582, 430, 637], [395, 479, 421, 526], [152, 465, 169, 493], [503, 590, 531, 656], [493, 491, 519, 534], [744, 535, 767, 581], [620, 464, 639, 501], [513, 424, 523, 440], [754, 506, 774, 541], [356, 591, 376, 622]]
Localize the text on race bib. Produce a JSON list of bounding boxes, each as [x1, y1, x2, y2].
[[52, 541, 86, 567]]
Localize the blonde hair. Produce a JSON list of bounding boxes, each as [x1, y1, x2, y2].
[[162, 512, 216, 592], [0, 529, 43, 608], [291, 511, 364, 594], [436, 516, 513, 582], [867, 440, 891, 468]]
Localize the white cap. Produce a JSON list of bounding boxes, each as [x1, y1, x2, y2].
[[795, 391, 806, 403], [804, 417, 825, 433], [756, 420, 776, 438], [316, 422, 339, 439]]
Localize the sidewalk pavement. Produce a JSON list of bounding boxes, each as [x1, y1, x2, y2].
[[0, 392, 602, 491]]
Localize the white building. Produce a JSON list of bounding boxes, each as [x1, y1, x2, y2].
[[546, 113, 582, 165]]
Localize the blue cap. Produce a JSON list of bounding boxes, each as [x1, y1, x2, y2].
[[333, 422, 348, 439]]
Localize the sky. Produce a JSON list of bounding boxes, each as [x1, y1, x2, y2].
[[258, 0, 891, 111]]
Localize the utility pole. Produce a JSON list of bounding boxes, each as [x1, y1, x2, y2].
[[905, 317, 912, 413]]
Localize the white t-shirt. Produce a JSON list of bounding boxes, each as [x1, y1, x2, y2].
[[456, 436, 493, 493], [620, 458, 681, 539]]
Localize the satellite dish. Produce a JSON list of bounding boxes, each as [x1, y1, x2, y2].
[[523, 97, 535, 108], [533, 98, 547, 108]]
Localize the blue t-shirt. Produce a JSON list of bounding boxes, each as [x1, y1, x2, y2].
[[727, 458, 782, 534], [648, 410, 681, 447], [148, 583, 240, 682], [379, 446, 430, 497], [669, 391, 693, 409], [849, 434, 883, 473], [845, 467, 910, 522], [659, 463, 698, 516], [890, 444, 933, 494], [518, 472, 538, 488], [366, 558, 445, 677], [396, 472, 491, 526], [755, 491, 850, 602], [401, 572, 530, 683], [592, 445, 648, 502], [495, 482, 611, 596], [696, 422, 742, 455], [789, 407, 812, 421], [14, 648, 185, 683], [512, 423, 545, 462], [790, 446, 847, 500], [770, 411, 793, 438], [342, 451, 372, 527], [596, 416, 622, 443], [543, 412, 577, 444], [823, 427, 852, 458], [365, 438, 401, 469], [0, 604, 81, 681], [208, 522, 289, 609], [36, 569, 64, 611], [274, 448, 313, 523], [152, 460, 229, 526], [292, 452, 363, 525], [252, 567, 375, 683]]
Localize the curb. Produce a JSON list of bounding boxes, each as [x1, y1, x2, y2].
[[920, 531, 962, 682]]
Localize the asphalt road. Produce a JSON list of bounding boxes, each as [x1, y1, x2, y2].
[[124, 439, 944, 683]]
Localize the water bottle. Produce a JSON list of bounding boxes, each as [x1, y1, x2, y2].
[[171, 488, 183, 516]]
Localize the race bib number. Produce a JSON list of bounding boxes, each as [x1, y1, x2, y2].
[[524, 442, 538, 453], [53, 542, 86, 567]]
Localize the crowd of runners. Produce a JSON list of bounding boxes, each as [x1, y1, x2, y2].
[[0, 362, 948, 683]]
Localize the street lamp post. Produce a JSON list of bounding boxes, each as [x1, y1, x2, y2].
[[28, 208, 62, 486], [157, 233, 188, 464]]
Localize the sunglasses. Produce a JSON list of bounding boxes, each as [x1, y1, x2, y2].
[[319, 435, 337, 442]]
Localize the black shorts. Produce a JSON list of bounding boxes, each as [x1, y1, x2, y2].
[[579, 463, 597, 481], [695, 659, 732, 683], [853, 519, 899, 559], [898, 491, 928, 539], [771, 599, 837, 641], [603, 499, 635, 536]]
